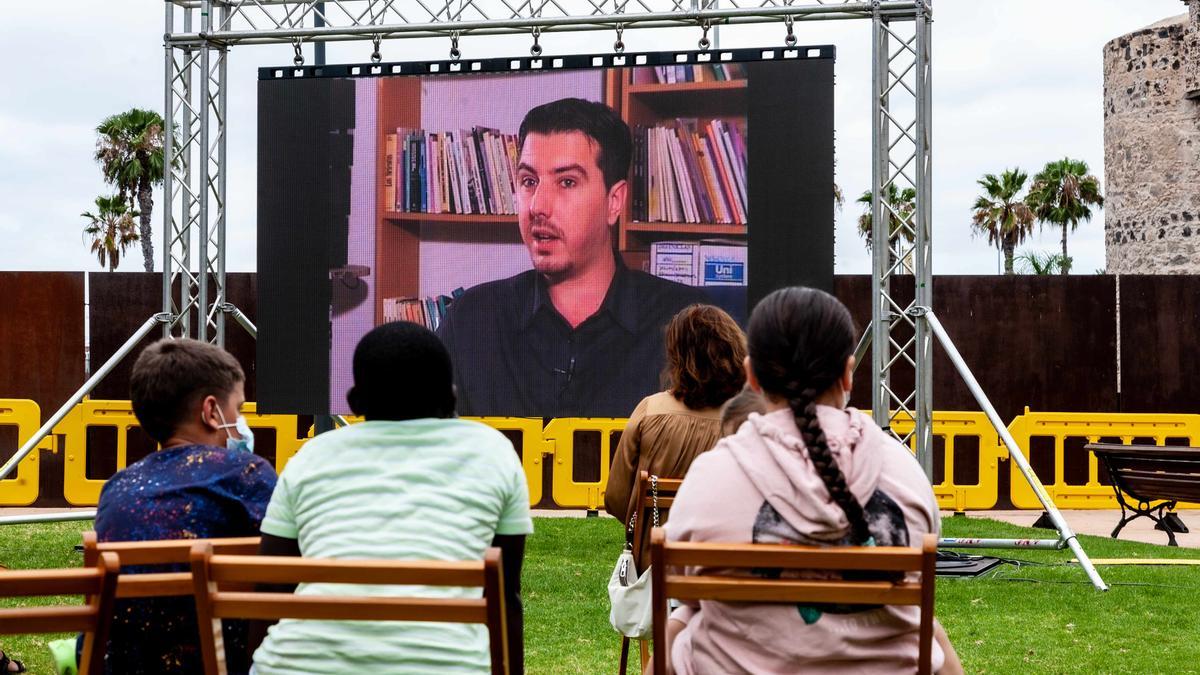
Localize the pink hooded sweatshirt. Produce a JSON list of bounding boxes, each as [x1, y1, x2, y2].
[[665, 405, 944, 674]]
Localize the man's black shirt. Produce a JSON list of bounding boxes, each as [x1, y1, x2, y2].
[[437, 260, 710, 418]]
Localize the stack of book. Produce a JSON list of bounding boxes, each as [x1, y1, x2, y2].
[[645, 63, 746, 84], [383, 128, 519, 216], [631, 119, 748, 226], [382, 287, 465, 332]]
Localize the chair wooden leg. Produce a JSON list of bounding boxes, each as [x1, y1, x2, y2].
[[618, 636, 630, 675], [639, 640, 650, 671]]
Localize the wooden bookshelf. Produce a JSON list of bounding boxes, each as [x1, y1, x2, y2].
[[373, 77, 521, 324], [383, 212, 518, 225], [623, 221, 746, 236], [610, 67, 749, 254]]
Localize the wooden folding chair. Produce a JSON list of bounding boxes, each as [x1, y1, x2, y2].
[[82, 531, 260, 598], [189, 543, 509, 675], [0, 551, 120, 675], [618, 470, 683, 675], [650, 529, 938, 675]]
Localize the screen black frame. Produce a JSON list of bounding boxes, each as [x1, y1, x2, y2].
[[257, 46, 835, 414]]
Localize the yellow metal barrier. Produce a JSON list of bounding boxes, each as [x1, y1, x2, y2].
[[244, 406, 307, 474], [470, 417, 550, 506], [27, 395, 1200, 511], [869, 411, 1004, 512], [543, 417, 627, 510], [60, 399, 141, 505], [0, 399, 43, 506], [62, 401, 306, 506], [1007, 409, 1200, 509]]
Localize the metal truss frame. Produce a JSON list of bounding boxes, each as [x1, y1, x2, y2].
[[162, 0, 933, 459]]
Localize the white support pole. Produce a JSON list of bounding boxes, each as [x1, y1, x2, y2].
[[219, 303, 257, 338], [0, 510, 96, 526], [853, 320, 873, 372], [918, 308, 1108, 591], [939, 537, 1065, 550], [0, 314, 168, 483]]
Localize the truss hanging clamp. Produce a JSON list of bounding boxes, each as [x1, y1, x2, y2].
[[698, 19, 712, 51], [906, 306, 930, 319], [371, 35, 382, 64], [449, 31, 461, 61], [784, 15, 797, 48], [530, 26, 542, 57], [292, 37, 304, 67], [613, 23, 625, 55]]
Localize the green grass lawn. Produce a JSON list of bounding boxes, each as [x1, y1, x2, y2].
[[3, 516, 1199, 673]]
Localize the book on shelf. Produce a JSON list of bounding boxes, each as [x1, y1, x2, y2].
[[385, 128, 519, 216], [382, 287, 466, 331], [651, 240, 747, 287], [633, 119, 748, 226], [646, 63, 746, 85]]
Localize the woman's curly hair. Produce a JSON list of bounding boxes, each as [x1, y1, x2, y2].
[[664, 304, 748, 410]]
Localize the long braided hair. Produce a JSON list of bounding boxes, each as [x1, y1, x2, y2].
[[746, 287, 871, 545]]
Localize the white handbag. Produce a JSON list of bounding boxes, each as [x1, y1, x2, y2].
[[608, 475, 659, 640]]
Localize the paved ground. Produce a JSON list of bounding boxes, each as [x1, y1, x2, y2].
[[3, 507, 1197, 549], [975, 509, 1200, 549]]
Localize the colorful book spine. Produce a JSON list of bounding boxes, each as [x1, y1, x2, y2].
[[384, 133, 397, 212]]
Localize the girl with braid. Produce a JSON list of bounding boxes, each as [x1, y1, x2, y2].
[[660, 287, 962, 675]]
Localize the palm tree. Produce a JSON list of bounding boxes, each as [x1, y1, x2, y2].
[[1025, 158, 1104, 275], [855, 184, 917, 249], [1015, 249, 1072, 275], [81, 195, 140, 272], [971, 169, 1036, 275], [95, 108, 165, 272]]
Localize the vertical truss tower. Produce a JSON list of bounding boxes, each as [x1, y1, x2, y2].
[[162, 0, 934, 465]]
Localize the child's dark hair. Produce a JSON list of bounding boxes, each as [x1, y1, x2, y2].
[[518, 97, 632, 190], [719, 387, 766, 437], [746, 287, 869, 545], [348, 322, 456, 421], [130, 338, 245, 444]]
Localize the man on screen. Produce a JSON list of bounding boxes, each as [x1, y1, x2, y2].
[[438, 97, 709, 418]]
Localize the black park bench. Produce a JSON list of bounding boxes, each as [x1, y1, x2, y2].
[[1087, 443, 1200, 547]]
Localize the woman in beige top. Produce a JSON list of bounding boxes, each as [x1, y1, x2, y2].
[[604, 304, 747, 570]]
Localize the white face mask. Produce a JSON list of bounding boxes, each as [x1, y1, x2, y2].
[[214, 407, 255, 453]]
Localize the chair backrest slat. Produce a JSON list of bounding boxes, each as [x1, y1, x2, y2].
[[84, 533, 260, 566], [650, 529, 937, 675], [82, 532, 262, 599], [630, 471, 684, 564], [190, 543, 509, 675], [0, 568, 107, 596], [0, 606, 99, 634], [663, 542, 926, 572], [666, 576, 924, 605], [0, 551, 120, 675], [211, 593, 488, 623], [206, 554, 486, 587]]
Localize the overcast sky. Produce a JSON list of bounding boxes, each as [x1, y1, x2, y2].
[[0, 0, 1186, 274]]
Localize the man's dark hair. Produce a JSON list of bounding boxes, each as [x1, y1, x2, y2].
[[130, 338, 245, 444], [518, 97, 633, 189], [347, 321, 456, 421]]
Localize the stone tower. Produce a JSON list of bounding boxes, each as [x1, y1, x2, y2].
[[1103, 0, 1200, 273]]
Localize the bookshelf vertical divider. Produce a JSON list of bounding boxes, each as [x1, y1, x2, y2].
[[375, 77, 423, 324]]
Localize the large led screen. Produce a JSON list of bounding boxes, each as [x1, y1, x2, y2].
[[258, 47, 835, 417]]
